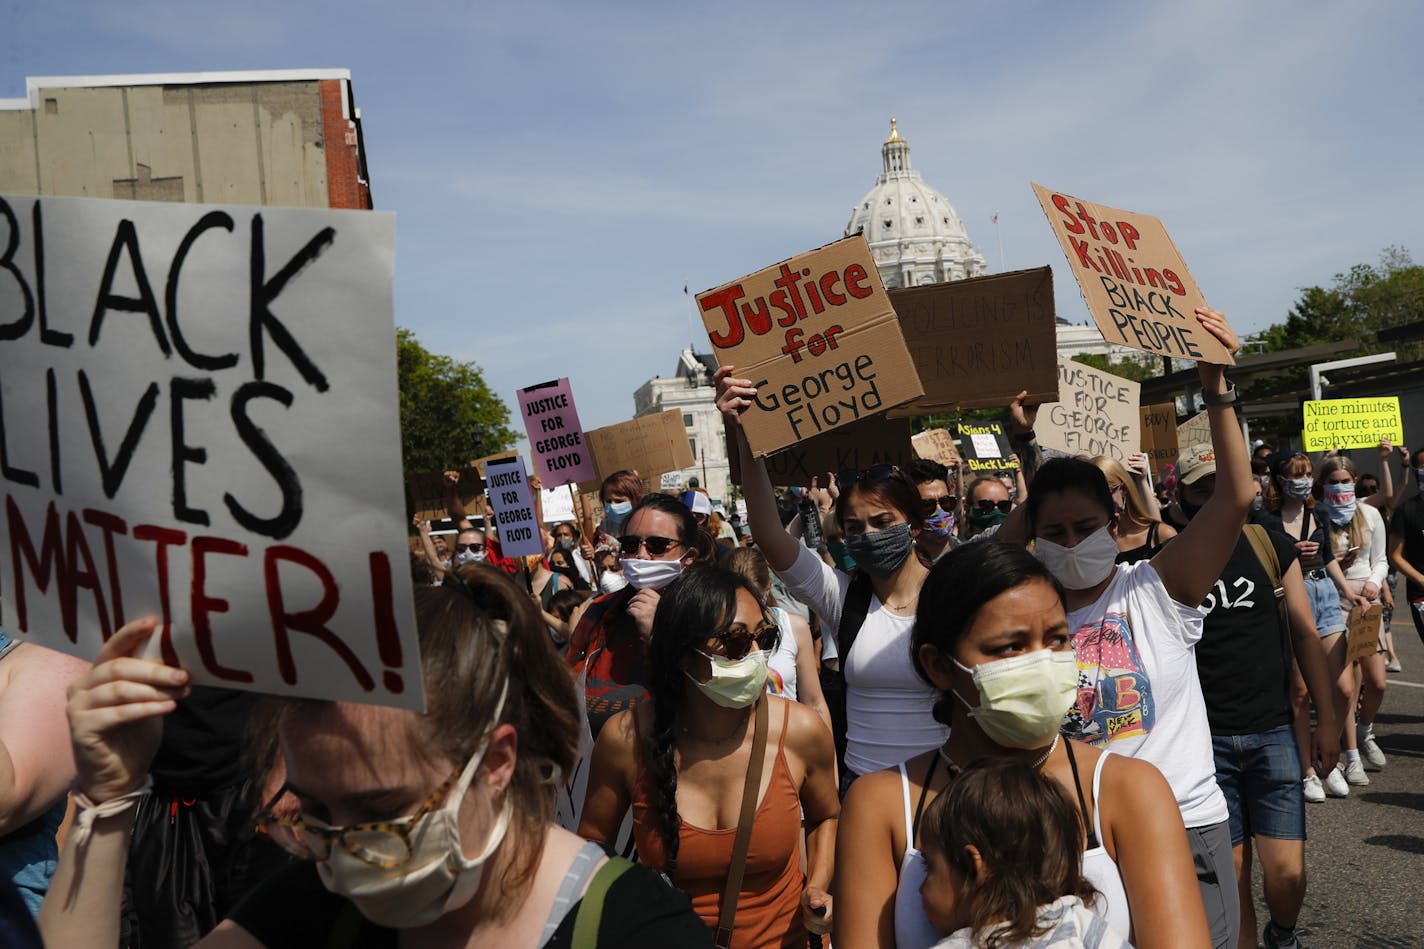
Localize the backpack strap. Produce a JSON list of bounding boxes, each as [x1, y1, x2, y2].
[[831, 572, 875, 773], [1244, 524, 1295, 696], [571, 856, 634, 949]]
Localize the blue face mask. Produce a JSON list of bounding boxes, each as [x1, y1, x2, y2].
[[602, 500, 632, 533]]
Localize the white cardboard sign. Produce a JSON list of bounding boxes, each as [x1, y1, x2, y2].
[[0, 193, 422, 710]]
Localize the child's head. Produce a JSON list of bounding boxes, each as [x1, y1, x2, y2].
[[919, 758, 1095, 945]]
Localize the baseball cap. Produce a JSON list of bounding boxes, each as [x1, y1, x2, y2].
[[678, 490, 713, 516], [1176, 444, 1217, 485]]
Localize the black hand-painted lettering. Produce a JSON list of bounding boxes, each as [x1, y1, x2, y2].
[[225, 380, 303, 540], [170, 376, 216, 526], [78, 369, 161, 498], [32, 201, 70, 348], [0, 198, 35, 341], [88, 220, 172, 356], [45, 368, 61, 494], [249, 215, 333, 392], [166, 211, 239, 371], [0, 370, 39, 487]]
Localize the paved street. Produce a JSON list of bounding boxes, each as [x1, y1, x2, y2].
[[1246, 584, 1424, 948]]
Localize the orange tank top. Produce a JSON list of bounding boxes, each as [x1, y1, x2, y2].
[[631, 700, 806, 949]]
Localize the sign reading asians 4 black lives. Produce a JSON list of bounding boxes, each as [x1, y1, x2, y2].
[[697, 235, 924, 457], [0, 192, 422, 711], [1032, 183, 1235, 366]]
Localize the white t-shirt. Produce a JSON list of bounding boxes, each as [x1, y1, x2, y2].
[[1064, 560, 1228, 829], [765, 606, 799, 702], [1335, 503, 1389, 587], [780, 545, 947, 775]]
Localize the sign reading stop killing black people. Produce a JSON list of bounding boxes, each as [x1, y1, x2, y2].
[[696, 235, 924, 456], [0, 193, 423, 710], [483, 455, 543, 558], [517, 377, 596, 485], [1032, 184, 1235, 366]]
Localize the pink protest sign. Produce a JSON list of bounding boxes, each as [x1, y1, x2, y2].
[[517, 378, 597, 485]]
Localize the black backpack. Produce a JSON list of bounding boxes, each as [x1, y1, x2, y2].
[[824, 572, 874, 778]]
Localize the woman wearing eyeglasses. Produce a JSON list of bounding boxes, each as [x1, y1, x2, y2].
[[715, 367, 948, 797], [580, 566, 839, 948], [566, 493, 701, 740], [39, 570, 712, 948]]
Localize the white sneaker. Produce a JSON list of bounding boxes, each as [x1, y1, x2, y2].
[[1302, 773, 1326, 803], [1359, 726, 1387, 769], [1323, 766, 1350, 797], [1343, 759, 1370, 787]]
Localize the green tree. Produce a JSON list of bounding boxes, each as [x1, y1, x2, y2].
[[1259, 246, 1424, 359], [396, 328, 516, 473], [1069, 352, 1160, 382]]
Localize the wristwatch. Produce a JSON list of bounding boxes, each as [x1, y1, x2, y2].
[[1201, 381, 1236, 406]]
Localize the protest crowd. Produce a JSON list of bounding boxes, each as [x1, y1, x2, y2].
[[1, 194, 1420, 949]]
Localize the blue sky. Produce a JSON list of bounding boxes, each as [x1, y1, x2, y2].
[[6, 0, 1422, 454]]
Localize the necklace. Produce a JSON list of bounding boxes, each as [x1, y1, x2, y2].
[[938, 732, 1060, 772]]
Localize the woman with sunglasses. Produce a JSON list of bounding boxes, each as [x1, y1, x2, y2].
[[715, 367, 947, 794], [1090, 455, 1177, 565], [580, 566, 839, 948], [1315, 457, 1391, 787], [962, 477, 1015, 540], [39, 569, 712, 948], [836, 541, 1209, 949], [566, 493, 701, 740], [1258, 451, 1366, 800]]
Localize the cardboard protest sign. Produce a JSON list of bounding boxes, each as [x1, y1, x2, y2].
[[659, 471, 684, 491], [912, 428, 961, 468], [726, 415, 913, 487], [1032, 184, 1234, 366], [696, 235, 923, 456], [0, 193, 421, 709], [1346, 604, 1384, 665], [888, 267, 1058, 413], [582, 410, 694, 488], [471, 450, 518, 476], [517, 378, 597, 485], [540, 484, 576, 524], [1301, 397, 1404, 452], [1036, 359, 1141, 462], [484, 456, 543, 558], [407, 468, 482, 523], [957, 422, 1019, 474], [1139, 403, 1179, 481], [1177, 410, 1212, 454]]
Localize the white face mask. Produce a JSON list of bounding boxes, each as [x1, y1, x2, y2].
[[598, 569, 629, 594], [1034, 524, 1119, 591], [685, 649, 769, 708], [952, 649, 1079, 749], [620, 557, 684, 591], [316, 692, 512, 929]]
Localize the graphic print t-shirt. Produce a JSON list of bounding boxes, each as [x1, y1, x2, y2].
[[1065, 561, 1228, 829]]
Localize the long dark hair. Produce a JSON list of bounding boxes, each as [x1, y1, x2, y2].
[[1024, 457, 1114, 534], [644, 565, 770, 871], [920, 757, 1096, 949], [628, 492, 700, 550], [912, 541, 1066, 725], [834, 468, 923, 532]]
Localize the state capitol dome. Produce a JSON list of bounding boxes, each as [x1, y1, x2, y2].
[[844, 119, 987, 290]]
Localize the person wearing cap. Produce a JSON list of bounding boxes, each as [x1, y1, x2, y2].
[[1184, 445, 1340, 949], [1023, 307, 1254, 949]]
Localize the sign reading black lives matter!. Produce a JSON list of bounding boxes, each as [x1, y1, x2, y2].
[[484, 455, 543, 558], [0, 193, 423, 710], [1032, 183, 1235, 366]]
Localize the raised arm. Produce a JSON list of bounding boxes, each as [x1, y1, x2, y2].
[[1150, 309, 1254, 606], [1364, 439, 1394, 509], [0, 645, 88, 834], [715, 366, 801, 572]]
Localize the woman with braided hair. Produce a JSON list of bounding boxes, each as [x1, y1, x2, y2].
[[580, 565, 839, 948]]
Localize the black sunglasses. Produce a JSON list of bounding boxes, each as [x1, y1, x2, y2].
[[920, 495, 958, 516], [703, 620, 780, 661], [454, 542, 484, 552], [836, 464, 899, 493], [618, 534, 684, 557], [973, 499, 1013, 513]]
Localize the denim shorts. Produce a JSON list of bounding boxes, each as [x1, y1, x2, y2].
[[1304, 572, 1346, 636], [1212, 724, 1306, 846]]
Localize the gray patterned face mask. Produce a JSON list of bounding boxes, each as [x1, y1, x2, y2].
[[844, 523, 914, 579]]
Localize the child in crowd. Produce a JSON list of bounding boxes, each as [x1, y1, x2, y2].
[[918, 759, 1130, 949]]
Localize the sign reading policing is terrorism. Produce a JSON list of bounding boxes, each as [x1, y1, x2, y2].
[[1032, 184, 1235, 366], [0, 193, 423, 710], [696, 235, 923, 456]]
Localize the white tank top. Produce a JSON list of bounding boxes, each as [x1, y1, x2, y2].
[[892, 750, 1133, 948], [765, 606, 799, 701]]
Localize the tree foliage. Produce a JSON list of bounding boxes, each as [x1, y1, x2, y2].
[[1259, 246, 1424, 359], [1069, 352, 1160, 382], [396, 328, 515, 473]]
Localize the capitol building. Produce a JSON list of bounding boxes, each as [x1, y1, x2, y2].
[[636, 120, 1127, 503]]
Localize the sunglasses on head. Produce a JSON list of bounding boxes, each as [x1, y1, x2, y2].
[[836, 464, 899, 493], [703, 619, 779, 661], [974, 499, 1013, 513], [454, 543, 484, 553], [920, 495, 958, 516], [618, 534, 684, 557]]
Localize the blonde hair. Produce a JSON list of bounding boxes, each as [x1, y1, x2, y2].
[[1315, 457, 1367, 552], [1090, 456, 1157, 533]]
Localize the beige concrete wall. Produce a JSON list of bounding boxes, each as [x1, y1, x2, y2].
[[0, 80, 331, 208]]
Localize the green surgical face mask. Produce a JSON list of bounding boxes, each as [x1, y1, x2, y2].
[[685, 649, 768, 709]]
